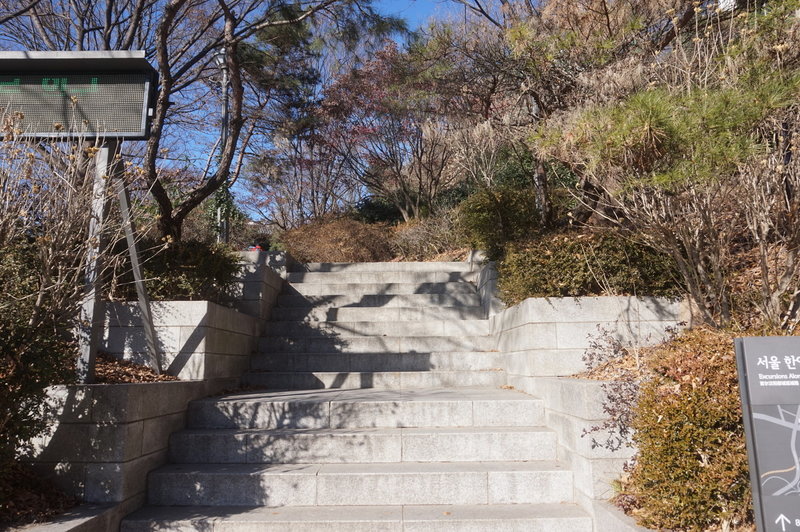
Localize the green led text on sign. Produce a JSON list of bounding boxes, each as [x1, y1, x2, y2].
[[0, 72, 150, 137], [0, 76, 100, 94]]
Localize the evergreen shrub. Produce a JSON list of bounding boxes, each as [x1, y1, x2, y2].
[[0, 244, 75, 477], [622, 328, 752, 531], [112, 239, 241, 302], [498, 231, 681, 305], [457, 186, 541, 259]]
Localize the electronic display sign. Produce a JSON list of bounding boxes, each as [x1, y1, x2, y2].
[[0, 51, 157, 139]]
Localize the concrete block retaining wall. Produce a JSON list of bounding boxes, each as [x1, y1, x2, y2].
[[24, 251, 287, 531], [486, 289, 692, 529], [491, 296, 691, 377], [28, 378, 236, 529], [103, 301, 259, 380], [102, 251, 286, 380], [228, 250, 291, 324]]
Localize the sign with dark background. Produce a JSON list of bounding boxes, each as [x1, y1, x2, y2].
[[0, 73, 151, 137], [736, 337, 800, 532], [0, 52, 156, 139]]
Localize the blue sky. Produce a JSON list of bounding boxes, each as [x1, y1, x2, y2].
[[373, 0, 455, 30]]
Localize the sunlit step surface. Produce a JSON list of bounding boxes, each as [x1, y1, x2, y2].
[[276, 293, 481, 309], [122, 503, 592, 532], [265, 320, 490, 338], [298, 261, 475, 272], [286, 271, 478, 284], [187, 387, 545, 430], [249, 351, 504, 373], [169, 426, 557, 464], [273, 305, 484, 322], [285, 282, 476, 297], [147, 460, 574, 507], [258, 335, 496, 354], [240, 369, 506, 391]]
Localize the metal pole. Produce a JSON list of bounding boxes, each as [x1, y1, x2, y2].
[[115, 176, 161, 374], [221, 51, 230, 244], [76, 140, 116, 383], [76, 140, 162, 382]]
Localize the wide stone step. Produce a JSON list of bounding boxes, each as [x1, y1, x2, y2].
[[169, 426, 557, 464], [265, 320, 490, 338], [297, 261, 475, 272], [276, 293, 481, 309], [187, 388, 545, 430], [273, 305, 484, 322], [258, 335, 496, 354], [240, 369, 506, 390], [147, 461, 574, 507], [250, 351, 504, 372], [122, 503, 593, 532], [284, 282, 476, 297], [287, 271, 477, 284]]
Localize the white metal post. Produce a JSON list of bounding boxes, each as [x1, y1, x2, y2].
[[115, 176, 161, 374], [76, 140, 116, 383], [76, 140, 161, 382]]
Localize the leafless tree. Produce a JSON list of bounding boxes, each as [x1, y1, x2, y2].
[[0, 115, 137, 452], [0, 0, 372, 240], [246, 130, 360, 230], [337, 118, 456, 222]]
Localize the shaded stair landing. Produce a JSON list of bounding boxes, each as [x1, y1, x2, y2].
[[122, 262, 592, 531]]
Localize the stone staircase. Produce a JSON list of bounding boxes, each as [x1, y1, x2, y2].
[[122, 262, 594, 531]]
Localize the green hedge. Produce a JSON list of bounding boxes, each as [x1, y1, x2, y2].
[[111, 239, 241, 302], [622, 328, 752, 530], [498, 231, 681, 304], [457, 187, 541, 259]]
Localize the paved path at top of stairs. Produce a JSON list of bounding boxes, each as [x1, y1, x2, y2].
[[122, 261, 593, 531]]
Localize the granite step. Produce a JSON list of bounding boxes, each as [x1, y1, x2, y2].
[[168, 426, 557, 464], [122, 503, 593, 532], [187, 388, 545, 430], [258, 335, 496, 354], [275, 293, 481, 309], [146, 460, 575, 507], [264, 319, 490, 338], [272, 305, 484, 322], [240, 369, 506, 391], [296, 261, 475, 272], [249, 351, 505, 372], [286, 271, 478, 284], [284, 282, 477, 297]]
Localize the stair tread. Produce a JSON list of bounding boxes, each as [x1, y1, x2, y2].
[[284, 282, 477, 296], [175, 425, 554, 437], [264, 319, 489, 334], [123, 502, 592, 528], [151, 459, 571, 476], [297, 261, 476, 271], [286, 272, 477, 283], [276, 294, 481, 308], [196, 386, 540, 405], [250, 351, 502, 356]]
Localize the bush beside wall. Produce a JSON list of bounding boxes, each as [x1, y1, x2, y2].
[[621, 328, 752, 531]]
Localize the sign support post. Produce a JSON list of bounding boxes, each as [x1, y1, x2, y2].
[[114, 156, 161, 375], [75, 141, 161, 382], [0, 51, 160, 383]]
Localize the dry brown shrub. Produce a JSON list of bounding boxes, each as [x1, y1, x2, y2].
[[281, 218, 395, 263], [623, 327, 753, 531], [391, 212, 467, 261]]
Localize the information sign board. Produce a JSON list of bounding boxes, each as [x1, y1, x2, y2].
[[736, 337, 800, 532], [0, 51, 157, 139]]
